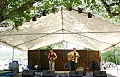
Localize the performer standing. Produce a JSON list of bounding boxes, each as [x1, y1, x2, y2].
[[67, 47, 80, 71], [48, 48, 57, 71]]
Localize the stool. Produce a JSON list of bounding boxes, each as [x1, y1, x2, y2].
[[64, 63, 71, 71]]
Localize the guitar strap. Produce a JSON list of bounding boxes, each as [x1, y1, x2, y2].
[[49, 52, 55, 58], [50, 52, 52, 57], [74, 52, 76, 61]]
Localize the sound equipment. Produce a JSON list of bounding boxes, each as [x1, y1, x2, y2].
[[78, 8, 82, 13], [32, 15, 37, 21], [93, 71, 107, 77], [88, 12, 92, 18], [42, 70, 55, 77], [42, 10, 46, 16], [22, 70, 35, 77], [9, 61, 19, 73], [90, 61, 100, 71], [69, 71, 83, 77]]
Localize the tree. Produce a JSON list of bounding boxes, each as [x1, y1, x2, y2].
[[0, 0, 120, 30], [102, 47, 120, 64], [37, 41, 68, 50]]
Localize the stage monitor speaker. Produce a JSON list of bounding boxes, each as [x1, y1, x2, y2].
[[42, 70, 55, 77], [69, 71, 83, 77], [22, 70, 35, 77], [93, 71, 107, 77]]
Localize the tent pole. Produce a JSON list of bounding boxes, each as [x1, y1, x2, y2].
[[100, 51, 103, 71], [114, 47, 119, 76], [115, 56, 119, 76], [112, 45, 119, 76], [12, 47, 15, 61]]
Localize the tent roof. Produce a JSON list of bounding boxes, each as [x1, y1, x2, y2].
[[0, 9, 120, 52]]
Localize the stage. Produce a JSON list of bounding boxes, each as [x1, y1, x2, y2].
[[55, 71, 116, 77], [17, 70, 117, 77]]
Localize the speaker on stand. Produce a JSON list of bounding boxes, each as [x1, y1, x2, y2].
[[93, 71, 107, 77]]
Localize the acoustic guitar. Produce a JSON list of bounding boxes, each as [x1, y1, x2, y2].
[[68, 54, 80, 61], [49, 57, 56, 62], [67, 55, 74, 61]]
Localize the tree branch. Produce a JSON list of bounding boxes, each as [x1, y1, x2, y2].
[[111, 12, 120, 16], [109, 2, 120, 6], [0, 0, 9, 22], [101, 0, 111, 14], [0, 0, 42, 22], [101, 0, 120, 17]]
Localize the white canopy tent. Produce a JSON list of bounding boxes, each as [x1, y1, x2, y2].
[[0, 8, 120, 52]]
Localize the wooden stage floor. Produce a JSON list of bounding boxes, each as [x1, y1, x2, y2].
[[55, 71, 116, 77], [16, 70, 117, 77]]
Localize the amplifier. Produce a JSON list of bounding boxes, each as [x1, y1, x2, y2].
[[42, 70, 55, 77], [93, 71, 107, 77], [22, 70, 35, 77], [69, 71, 83, 77]]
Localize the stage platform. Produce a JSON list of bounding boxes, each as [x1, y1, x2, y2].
[[15, 70, 117, 77], [55, 71, 116, 77]]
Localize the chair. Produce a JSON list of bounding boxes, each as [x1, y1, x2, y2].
[[27, 65, 33, 70], [64, 63, 70, 76], [64, 63, 71, 71]]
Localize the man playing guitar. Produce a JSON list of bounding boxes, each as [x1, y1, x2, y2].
[[67, 47, 80, 71], [48, 48, 57, 71]]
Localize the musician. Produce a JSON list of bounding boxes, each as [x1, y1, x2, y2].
[[67, 47, 80, 71], [48, 48, 57, 71]]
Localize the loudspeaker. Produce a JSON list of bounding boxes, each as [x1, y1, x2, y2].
[[42, 10, 46, 16], [78, 7, 82, 13], [42, 70, 55, 77], [88, 12, 92, 18], [68, 6, 72, 11], [93, 71, 107, 77], [22, 70, 35, 77], [56, 74, 68, 77], [32, 15, 37, 21], [69, 71, 83, 77]]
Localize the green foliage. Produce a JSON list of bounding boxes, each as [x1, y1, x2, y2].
[[62, 0, 82, 10], [0, 49, 27, 60], [36, 41, 68, 50], [83, 47, 93, 51], [0, 0, 120, 29], [37, 45, 52, 50], [102, 47, 120, 64]]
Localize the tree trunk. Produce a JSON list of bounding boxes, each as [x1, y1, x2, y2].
[[0, 0, 6, 22]]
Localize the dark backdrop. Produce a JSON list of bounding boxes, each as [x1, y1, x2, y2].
[[28, 50, 100, 71]]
